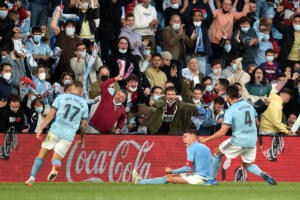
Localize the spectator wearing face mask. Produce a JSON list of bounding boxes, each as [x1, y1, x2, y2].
[[182, 82, 205, 106], [119, 14, 149, 58], [69, 0, 100, 40], [0, 3, 16, 47], [259, 48, 280, 83], [70, 42, 103, 92], [0, 63, 12, 101], [25, 98, 45, 133], [25, 26, 53, 66], [164, 0, 190, 26], [32, 65, 51, 93], [232, 16, 258, 69], [185, 4, 213, 76], [89, 75, 127, 134], [89, 65, 120, 99], [208, 59, 225, 86], [202, 76, 217, 104], [255, 25, 274, 66], [51, 7, 82, 83]]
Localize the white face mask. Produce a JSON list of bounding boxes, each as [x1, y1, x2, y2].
[[193, 21, 202, 27], [39, 72, 46, 81], [119, 49, 127, 54], [113, 99, 122, 106], [129, 86, 137, 92], [3, 72, 11, 81], [192, 98, 201, 104], [81, 2, 89, 9]]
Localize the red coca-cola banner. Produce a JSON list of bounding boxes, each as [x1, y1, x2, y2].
[[0, 134, 299, 182]]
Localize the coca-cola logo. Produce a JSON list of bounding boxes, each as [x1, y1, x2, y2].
[[66, 140, 154, 182]]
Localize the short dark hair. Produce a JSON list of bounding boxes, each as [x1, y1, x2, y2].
[[184, 129, 197, 136], [64, 19, 76, 28], [233, 82, 242, 88], [226, 85, 240, 99], [239, 16, 251, 25], [71, 80, 83, 89], [76, 42, 86, 48], [127, 74, 139, 82], [279, 88, 293, 97], [31, 26, 42, 34], [193, 84, 206, 93], [229, 54, 240, 63], [99, 65, 111, 74], [277, 73, 286, 79], [218, 78, 230, 90], [151, 86, 163, 94], [125, 13, 134, 20], [211, 59, 221, 67], [0, 63, 11, 71], [152, 53, 162, 60], [165, 86, 177, 95], [293, 14, 300, 20], [201, 76, 212, 84], [214, 96, 225, 105], [265, 48, 274, 55], [165, 80, 175, 86], [0, 3, 8, 9], [8, 94, 20, 104]]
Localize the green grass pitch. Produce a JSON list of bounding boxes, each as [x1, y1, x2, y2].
[[1, 182, 300, 200]]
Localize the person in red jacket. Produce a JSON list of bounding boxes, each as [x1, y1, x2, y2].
[[89, 75, 127, 134]]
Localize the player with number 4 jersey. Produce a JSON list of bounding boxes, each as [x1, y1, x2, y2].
[[25, 81, 89, 186], [199, 85, 277, 185]]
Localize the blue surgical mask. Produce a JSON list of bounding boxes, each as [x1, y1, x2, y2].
[[171, 3, 179, 9], [266, 56, 274, 62], [119, 49, 127, 54], [255, 80, 261, 84], [172, 23, 181, 31], [293, 24, 300, 31], [206, 85, 213, 92], [108, 87, 115, 96], [64, 80, 72, 85], [143, 49, 151, 55], [33, 35, 42, 43], [0, 10, 8, 19], [224, 44, 231, 52], [66, 27, 75, 36], [232, 63, 237, 71], [113, 99, 122, 106], [127, 26, 135, 30], [213, 69, 219, 75], [79, 51, 86, 58], [262, 33, 270, 41], [241, 26, 250, 32], [35, 107, 43, 113], [153, 95, 160, 101], [30, 95, 36, 101]]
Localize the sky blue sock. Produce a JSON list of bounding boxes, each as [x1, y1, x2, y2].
[[30, 157, 44, 177], [246, 164, 263, 177], [52, 160, 61, 167], [138, 177, 167, 184], [211, 153, 222, 179]]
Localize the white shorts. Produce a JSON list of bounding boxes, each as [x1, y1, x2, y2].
[[180, 173, 207, 184], [219, 138, 256, 164], [41, 132, 72, 158]]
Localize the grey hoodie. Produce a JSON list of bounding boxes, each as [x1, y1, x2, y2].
[[119, 27, 144, 57]]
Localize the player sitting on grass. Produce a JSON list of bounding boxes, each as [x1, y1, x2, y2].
[[199, 85, 277, 185], [132, 129, 212, 184], [25, 81, 89, 186]]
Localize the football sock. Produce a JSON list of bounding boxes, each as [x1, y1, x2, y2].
[[138, 177, 167, 184], [211, 153, 222, 179], [30, 157, 44, 177], [246, 164, 263, 176], [52, 160, 61, 168]]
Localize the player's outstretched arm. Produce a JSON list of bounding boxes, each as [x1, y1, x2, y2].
[[198, 124, 231, 143], [36, 108, 57, 140], [76, 119, 87, 145]]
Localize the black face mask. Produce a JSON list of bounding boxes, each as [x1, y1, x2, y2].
[[101, 75, 109, 81], [222, 9, 229, 14]]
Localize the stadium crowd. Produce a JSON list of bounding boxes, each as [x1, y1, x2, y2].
[[0, 0, 300, 144]]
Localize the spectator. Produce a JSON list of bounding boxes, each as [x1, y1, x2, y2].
[[214, 78, 229, 98], [0, 62, 12, 101], [182, 82, 205, 105], [133, 0, 158, 54], [245, 67, 272, 103], [89, 65, 120, 99], [274, 6, 300, 69], [26, 98, 45, 133], [255, 25, 274, 66], [185, 2, 213, 75], [210, 0, 249, 60], [99, 0, 134, 62], [106, 37, 140, 88], [40, 24, 50, 46], [145, 53, 168, 90], [32, 65, 51, 94], [287, 112, 300, 135], [89, 75, 127, 134], [56, 72, 73, 95], [232, 16, 258, 68], [0, 2, 16, 47], [69, 0, 100, 40], [259, 48, 280, 83], [184, 57, 204, 86], [51, 8, 82, 83], [246, 63, 257, 75], [208, 59, 225, 85], [146, 86, 198, 134], [259, 88, 294, 135], [291, 114, 300, 135], [25, 26, 53, 66], [162, 14, 195, 66], [119, 14, 148, 57], [70, 42, 103, 91], [202, 76, 217, 104], [29, 0, 49, 27], [164, 0, 189, 26]]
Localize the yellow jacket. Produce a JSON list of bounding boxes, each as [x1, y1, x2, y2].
[[259, 92, 288, 134]]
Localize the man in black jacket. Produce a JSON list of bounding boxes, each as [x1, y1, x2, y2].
[[274, 6, 300, 70], [98, 0, 134, 63], [0, 63, 12, 102], [0, 2, 16, 48]]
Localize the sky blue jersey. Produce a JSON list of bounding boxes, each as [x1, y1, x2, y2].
[[223, 100, 258, 147], [49, 93, 89, 142]]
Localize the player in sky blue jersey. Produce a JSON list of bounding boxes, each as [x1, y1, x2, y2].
[[199, 85, 276, 185], [132, 130, 212, 185], [25, 81, 89, 186]]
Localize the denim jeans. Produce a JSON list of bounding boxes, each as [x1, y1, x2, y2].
[[31, 2, 48, 27]]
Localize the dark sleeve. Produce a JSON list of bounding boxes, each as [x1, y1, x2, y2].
[[0, 109, 9, 132], [119, 0, 134, 6], [273, 11, 286, 34], [203, 3, 213, 28], [69, 6, 80, 15], [92, 8, 100, 19], [106, 55, 119, 77]]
